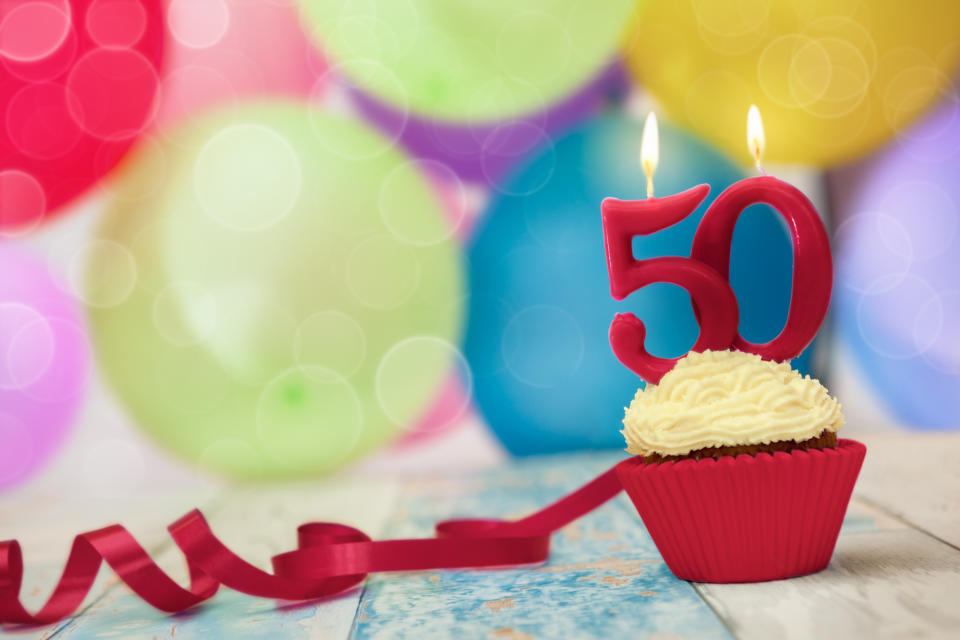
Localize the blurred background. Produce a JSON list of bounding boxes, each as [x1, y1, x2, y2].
[[1, 0, 959, 500]]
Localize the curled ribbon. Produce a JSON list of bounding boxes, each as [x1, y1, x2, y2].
[[0, 466, 624, 628]]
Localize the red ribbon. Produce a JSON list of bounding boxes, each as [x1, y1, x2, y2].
[[0, 465, 624, 628]]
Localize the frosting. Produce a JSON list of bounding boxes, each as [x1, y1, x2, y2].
[[622, 350, 843, 457]]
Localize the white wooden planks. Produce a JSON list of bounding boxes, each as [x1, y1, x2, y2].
[[37, 479, 397, 640], [2, 435, 959, 639], [694, 432, 960, 640], [851, 432, 960, 548], [696, 525, 960, 640]]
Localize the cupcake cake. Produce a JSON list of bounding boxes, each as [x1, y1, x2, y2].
[[615, 349, 866, 583]]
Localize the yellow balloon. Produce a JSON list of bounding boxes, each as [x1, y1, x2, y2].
[[623, 0, 960, 166]]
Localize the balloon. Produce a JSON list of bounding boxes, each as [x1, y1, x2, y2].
[[350, 62, 628, 186], [296, 0, 639, 121], [156, 0, 328, 128], [465, 113, 815, 455], [0, 0, 163, 233], [89, 102, 464, 480], [623, 0, 960, 166], [387, 162, 478, 446], [396, 372, 473, 447], [0, 246, 89, 489], [833, 94, 960, 428]]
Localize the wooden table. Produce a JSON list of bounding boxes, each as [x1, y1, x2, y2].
[[2, 432, 958, 639]]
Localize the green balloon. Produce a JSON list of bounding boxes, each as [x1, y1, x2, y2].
[[298, 0, 640, 120], [89, 103, 464, 480]]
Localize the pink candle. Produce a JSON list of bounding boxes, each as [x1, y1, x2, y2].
[[601, 185, 739, 384], [691, 175, 831, 362], [601, 109, 832, 383]]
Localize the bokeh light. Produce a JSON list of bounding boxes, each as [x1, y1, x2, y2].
[[466, 113, 815, 455], [0, 246, 89, 489], [0, 0, 163, 231], [0, 0, 956, 497], [89, 102, 464, 480], [352, 62, 628, 187], [155, 0, 328, 128], [623, 0, 960, 166], [834, 94, 960, 427], [0, 1, 72, 62], [296, 0, 638, 121]]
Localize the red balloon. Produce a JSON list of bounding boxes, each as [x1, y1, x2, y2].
[[0, 0, 163, 232]]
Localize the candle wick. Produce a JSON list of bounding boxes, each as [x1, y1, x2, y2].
[[753, 144, 766, 176], [644, 163, 654, 198]]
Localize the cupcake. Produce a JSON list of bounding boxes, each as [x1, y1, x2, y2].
[[615, 349, 866, 583]]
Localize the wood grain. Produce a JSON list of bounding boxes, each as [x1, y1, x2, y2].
[[851, 433, 960, 548], [696, 527, 960, 640], [46, 479, 397, 640], [353, 453, 732, 640], [2, 437, 958, 639], [693, 433, 960, 640], [0, 490, 225, 640]]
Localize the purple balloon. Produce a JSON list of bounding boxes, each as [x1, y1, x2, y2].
[[352, 61, 629, 185], [0, 246, 88, 489], [832, 95, 960, 428]]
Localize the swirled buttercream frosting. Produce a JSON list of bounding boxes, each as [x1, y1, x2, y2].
[[622, 350, 843, 457]]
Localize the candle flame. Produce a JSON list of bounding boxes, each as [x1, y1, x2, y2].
[[747, 104, 765, 174], [641, 111, 658, 198]]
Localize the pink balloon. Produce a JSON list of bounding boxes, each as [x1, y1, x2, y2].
[[393, 162, 480, 447], [0, 246, 89, 489], [0, 0, 164, 232], [397, 374, 473, 447], [155, 0, 327, 127]]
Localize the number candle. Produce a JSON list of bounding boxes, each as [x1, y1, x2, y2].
[[691, 105, 832, 363], [601, 113, 739, 384], [601, 107, 833, 383]]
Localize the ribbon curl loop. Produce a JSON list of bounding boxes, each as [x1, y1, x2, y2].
[[1, 466, 624, 628]]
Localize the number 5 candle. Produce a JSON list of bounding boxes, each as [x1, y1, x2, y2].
[[602, 107, 833, 383]]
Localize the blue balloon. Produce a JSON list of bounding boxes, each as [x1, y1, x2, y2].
[[837, 300, 960, 428], [465, 113, 815, 455]]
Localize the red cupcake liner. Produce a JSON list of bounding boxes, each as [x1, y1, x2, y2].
[[616, 438, 866, 583]]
